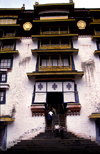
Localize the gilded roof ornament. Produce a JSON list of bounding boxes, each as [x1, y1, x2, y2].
[[77, 20, 86, 29], [23, 22, 32, 31]]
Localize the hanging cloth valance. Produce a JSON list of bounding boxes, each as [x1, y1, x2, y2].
[[63, 92, 75, 103], [34, 93, 46, 103]]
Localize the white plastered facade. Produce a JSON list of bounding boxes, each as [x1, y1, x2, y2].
[[1, 36, 100, 148], [1, 37, 45, 148], [67, 36, 99, 141]]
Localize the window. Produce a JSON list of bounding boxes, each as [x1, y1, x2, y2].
[[0, 19, 17, 24], [61, 55, 69, 66], [41, 27, 49, 34], [39, 54, 71, 71], [0, 73, 7, 83], [61, 39, 69, 45], [51, 39, 59, 46], [41, 39, 49, 46], [95, 28, 100, 35], [0, 91, 6, 104], [97, 42, 100, 50], [51, 55, 60, 66], [40, 55, 70, 67], [3, 29, 16, 37], [0, 58, 12, 69], [40, 55, 49, 66], [1, 42, 14, 51], [51, 27, 59, 34], [40, 39, 71, 49]]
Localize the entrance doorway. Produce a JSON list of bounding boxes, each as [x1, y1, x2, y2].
[[46, 92, 66, 129], [47, 92, 64, 114]]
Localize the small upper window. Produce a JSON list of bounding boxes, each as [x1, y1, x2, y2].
[[0, 59, 12, 69]]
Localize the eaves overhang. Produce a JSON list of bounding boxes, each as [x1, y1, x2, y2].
[[0, 24, 20, 27], [0, 83, 9, 89], [31, 48, 79, 54], [0, 50, 19, 54], [92, 35, 100, 40], [33, 19, 75, 23], [89, 9, 100, 14], [94, 50, 100, 55], [89, 22, 100, 26], [27, 70, 84, 78], [0, 69, 7, 72], [89, 113, 100, 119], [31, 34, 78, 38], [0, 116, 14, 122], [34, 3, 74, 8], [0, 8, 21, 11], [34, 3, 74, 12], [0, 37, 21, 41]]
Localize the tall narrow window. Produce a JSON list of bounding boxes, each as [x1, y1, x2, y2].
[[0, 73, 7, 83], [0, 91, 6, 104], [41, 55, 49, 66], [0, 92, 4, 102], [51, 55, 59, 66], [61, 55, 69, 67]]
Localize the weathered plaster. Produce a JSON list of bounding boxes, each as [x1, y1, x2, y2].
[[66, 37, 100, 141], [1, 38, 45, 148], [1, 36, 100, 147]]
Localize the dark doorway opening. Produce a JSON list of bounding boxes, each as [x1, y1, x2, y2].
[[45, 92, 66, 129], [47, 92, 64, 114]]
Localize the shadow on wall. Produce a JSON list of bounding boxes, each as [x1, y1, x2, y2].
[[19, 57, 31, 66]]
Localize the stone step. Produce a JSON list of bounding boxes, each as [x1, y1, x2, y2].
[[1, 131, 100, 154]]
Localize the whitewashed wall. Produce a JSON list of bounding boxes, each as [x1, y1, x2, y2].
[[67, 36, 100, 141], [1, 38, 45, 148], [1, 36, 100, 147]]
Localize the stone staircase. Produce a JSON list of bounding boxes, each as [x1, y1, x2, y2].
[[46, 114, 66, 132], [0, 130, 100, 154]]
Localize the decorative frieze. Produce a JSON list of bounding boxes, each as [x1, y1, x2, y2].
[[66, 103, 81, 115], [30, 104, 45, 116]]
